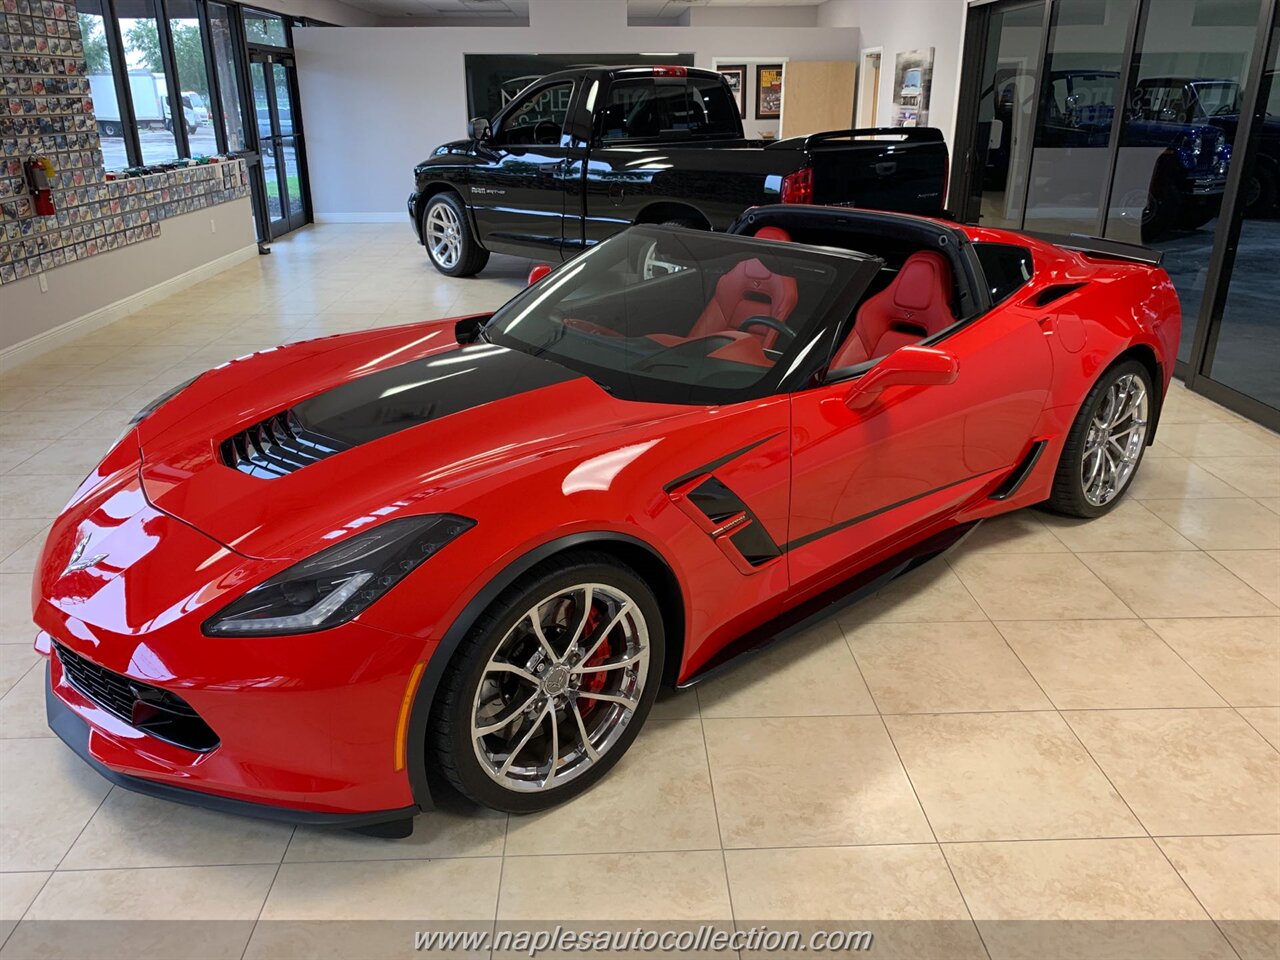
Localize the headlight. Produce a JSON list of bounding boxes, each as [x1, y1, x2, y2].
[[129, 374, 201, 425], [203, 514, 475, 637]]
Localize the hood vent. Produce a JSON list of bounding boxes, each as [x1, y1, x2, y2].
[[220, 410, 351, 479]]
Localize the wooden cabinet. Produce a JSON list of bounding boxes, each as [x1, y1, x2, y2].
[[780, 61, 857, 138]]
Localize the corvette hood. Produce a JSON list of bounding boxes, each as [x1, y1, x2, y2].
[[137, 319, 683, 560]]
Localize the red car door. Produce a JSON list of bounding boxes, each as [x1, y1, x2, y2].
[[786, 307, 1054, 590]]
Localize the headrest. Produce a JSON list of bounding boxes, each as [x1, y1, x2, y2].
[[742, 258, 774, 281], [892, 252, 951, 312], [754, 226, 792, 243]]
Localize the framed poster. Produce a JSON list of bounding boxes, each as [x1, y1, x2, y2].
[[717, 64, 747, 116], [891, 48, 935, 128], [755, 64, 784, 120]]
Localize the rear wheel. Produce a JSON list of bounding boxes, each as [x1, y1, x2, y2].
[[429, 552, 664, 813], [1046, 359, 1153, 518], [421, 192, 489, 277]]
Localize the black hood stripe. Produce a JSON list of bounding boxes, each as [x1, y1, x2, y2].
[[293, 344, 582, 448]]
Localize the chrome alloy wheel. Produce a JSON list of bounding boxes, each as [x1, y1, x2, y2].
[[470, 583, 649, 793], [425, 202, 463, 270], [1081, 372, 1149, 507]]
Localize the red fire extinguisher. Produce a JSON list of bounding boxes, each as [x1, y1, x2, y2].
[[23, 157, 56, 216]]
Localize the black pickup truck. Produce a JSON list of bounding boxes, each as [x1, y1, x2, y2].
[[409, 65, 949, 276]]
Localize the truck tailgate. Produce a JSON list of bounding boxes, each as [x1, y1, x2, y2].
[[794, 128, 948, 215]]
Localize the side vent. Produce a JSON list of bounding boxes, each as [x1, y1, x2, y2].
[[668, 475, 782, 573], [220, 410, 351, 479], [1027, 282, 1087, 308]]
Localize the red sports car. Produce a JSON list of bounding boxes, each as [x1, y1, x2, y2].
[[32, 207, 1179, 836]]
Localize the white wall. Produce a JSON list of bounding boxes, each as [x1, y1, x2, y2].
[[819, 0, 967, 145], [292, 0, 860, 219], [0, 198, 256, 358], [244, 0, 384, 27]]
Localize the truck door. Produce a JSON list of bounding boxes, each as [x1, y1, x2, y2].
[[468, 79, 582, 258]]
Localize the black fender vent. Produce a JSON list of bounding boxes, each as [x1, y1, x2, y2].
[[672, 476, 782, 570], [1028, 282, 1087, 307]]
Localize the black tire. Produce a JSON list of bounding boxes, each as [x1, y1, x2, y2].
[[1243, 165, 1278, 218], [1139, 173, 1181, 241], [1045, 359, 1154, 519], [98, 120, 122, 138], [429, 551, 665, 813], [420, 192, 489, 278]]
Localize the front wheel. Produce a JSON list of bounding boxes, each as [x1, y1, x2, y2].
[[421, 192, 489, 277], [429, 553, 664, 813], [1046, 359, 1153, 518]]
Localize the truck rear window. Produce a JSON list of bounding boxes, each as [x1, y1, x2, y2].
[[599, 76, 740, 142], [974, 242, 1034, 305]]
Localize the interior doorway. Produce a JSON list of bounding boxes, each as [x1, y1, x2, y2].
[[857, 49, 882, 127]]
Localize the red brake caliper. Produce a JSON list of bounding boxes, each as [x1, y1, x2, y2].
[[577, 606, 611, 717]]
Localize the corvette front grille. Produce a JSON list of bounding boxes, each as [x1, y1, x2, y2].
[[219, 410, 350, 479], [55, 643, 220, 753]]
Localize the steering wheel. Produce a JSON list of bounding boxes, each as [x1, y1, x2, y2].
[[533, 119, 560, 144], [738, 316, 795, 346]]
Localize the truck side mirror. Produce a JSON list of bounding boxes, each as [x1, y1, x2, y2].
[[842, 345, 958, 410], [468, 117, 491, 142]]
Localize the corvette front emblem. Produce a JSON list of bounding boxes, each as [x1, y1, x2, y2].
[[62, 535, 107, 576]]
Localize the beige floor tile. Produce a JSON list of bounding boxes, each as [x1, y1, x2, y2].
[[945, 838, 1234, 960], [0, 647, 38, 698], [1210, 550, 1280, 605], [704, 716, 931, 848], [60, 410, 133, 442], [1147, 618, 1280, 706], [1160, 422, 1280, 458], [726, 845, 986, 958], [0, 739, 111, 871], [838, 562, 987, 625], [1079, 551, 1277, 618], [0, 573, 37, 642], [0, 410, 97, 442], [950, 511, 1067, 555], [0, 476, 78, 520], [1065, 709, 1280, 835], [1143, 498, 1280, 551], [285, 805, 505, 864], [949, 553, 1132, 621], [0, 518, 47, 560], [0, 526, 46, 575], [497, 850, 731, 921], [60, 788, 293, 870], [0, 662, 53, 739], [0, 442, 51, 474], [1195, 457, 1280, 499], [7, 864, 274, 960], [1158, 835, 1280, 960], [0, 871, 47, 921], [1239, 707, 1280, 750], [504, 719, 720, 855], [259, 857, 501, 921], [1039, 500, 1196, 553], [996, 619, 1225, 709], [846, 620, 1050, 713], [649, 685, 699, 719], [1128, 456, 1248, 499], [1158, 387, 1241, 424], [696, 619, 876, 718], [885, 712, 1141, 842]]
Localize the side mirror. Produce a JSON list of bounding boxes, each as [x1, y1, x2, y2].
[[843, 345, 958, 410], [527, 263, 553, 285], [468, 116, 491, 142]]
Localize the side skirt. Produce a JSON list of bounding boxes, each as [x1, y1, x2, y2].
[[677, 520, 982, 688]]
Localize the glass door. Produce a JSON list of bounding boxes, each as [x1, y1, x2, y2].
[[250, 52, 308, 237]]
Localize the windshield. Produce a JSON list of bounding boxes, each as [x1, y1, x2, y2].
[[483, 226, 876, 404], [1192, 82, 1241, 117]]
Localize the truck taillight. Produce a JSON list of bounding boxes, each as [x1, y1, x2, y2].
[[652, 66, 688, 77], [781, 167, 814, 204]]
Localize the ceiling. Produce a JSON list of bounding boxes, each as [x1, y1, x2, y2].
[[337, 0, 831, 22]]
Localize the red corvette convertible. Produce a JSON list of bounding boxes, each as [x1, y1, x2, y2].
[[32, 207, 1178, 836]]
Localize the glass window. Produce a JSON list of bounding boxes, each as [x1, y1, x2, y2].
[[166, 0, 216, 157], [115, 0, 180, 165], [1024, 0, 1138, 234], [208, 3, 246, 152], [1105, 0, 1261, 365], [974, 242, 1035, 303], [599, 76, 740, 142], [79, 0, 130, 170], [1207, 17, 1280, 410], [493, 82, 573, 146], [243, 8, 287, 47]]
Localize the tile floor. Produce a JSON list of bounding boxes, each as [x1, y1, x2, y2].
[[0, 225, 1277, 960]]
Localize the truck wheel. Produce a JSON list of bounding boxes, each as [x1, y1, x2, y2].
[[99, 121, 121, 138], [1243, 166, 1277, 218], [421, 193, 489, 278]]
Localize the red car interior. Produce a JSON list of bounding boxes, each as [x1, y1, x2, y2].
[[686, 257, 799, 347], [832, 250, 956, 368]]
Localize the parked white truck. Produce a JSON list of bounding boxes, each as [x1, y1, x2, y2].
[[89, 71, 198, 137]]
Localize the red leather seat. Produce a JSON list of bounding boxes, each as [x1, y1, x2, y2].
[[754, 226, 792, 242], [687, 257, 798, 349], [832, 251, 955, 368]]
